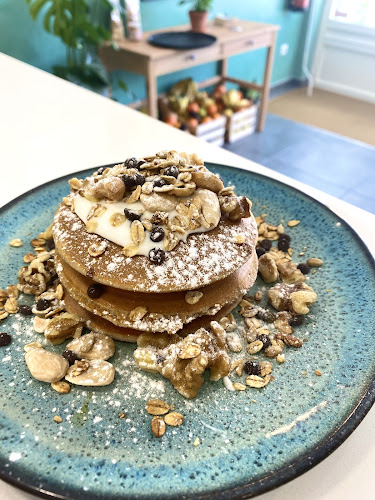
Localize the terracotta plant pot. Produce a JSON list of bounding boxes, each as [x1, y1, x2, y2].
[[189, 10, 209, 33]]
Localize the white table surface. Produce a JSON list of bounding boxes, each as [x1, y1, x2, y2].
[[0, 53, 374, 500]]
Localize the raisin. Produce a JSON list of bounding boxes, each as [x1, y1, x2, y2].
[[124, 157, 139, 169], [256, 247, 266, 258], [124, 208, 142, 221], [260, 239, 272, 251], [122, 174, 136, 189], [87, 283, 104, 299], [46, 238, 55, 250], [289, 315, 305, 327], [297, 263, 310, 275], [36, 298, 51, 311], [133, 172, 145, 186], [278, 233, 291, 242], [149, 248, 166, 265], [62, 350, 80, 365], [163, 166, 179, 178], [153, 178, 166, 188], [243, 360, 261, 376], [0, 333, 12, 347], [18, 305, 33, 316], [257, 309, 277, 323], [257, 334, 272, 349], [277, 239, 289, 252], [150, 226, 165, 242]]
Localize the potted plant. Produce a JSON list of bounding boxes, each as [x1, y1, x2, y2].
[[25, 0, 131, 99], [178, 0, 214, 33]]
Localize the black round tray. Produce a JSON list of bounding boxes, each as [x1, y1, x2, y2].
[[148, 31, 217, 50]]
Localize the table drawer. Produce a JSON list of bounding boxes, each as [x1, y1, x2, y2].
[[223, 32, 273, 57], [154, 45, 222, 75]]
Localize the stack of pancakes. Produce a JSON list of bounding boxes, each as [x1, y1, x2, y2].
[[53, 154, 258, 342]]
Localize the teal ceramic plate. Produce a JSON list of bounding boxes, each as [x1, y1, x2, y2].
[[0, 164, 374, 500]]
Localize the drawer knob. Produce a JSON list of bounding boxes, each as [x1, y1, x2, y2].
[[247, 40, 254, 46], [186, 54, 196, 61]]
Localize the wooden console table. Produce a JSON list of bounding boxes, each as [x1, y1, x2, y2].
[[100, 20, 279, 131]]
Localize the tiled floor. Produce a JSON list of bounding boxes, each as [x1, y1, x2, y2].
[[224, 113, 375, 214]]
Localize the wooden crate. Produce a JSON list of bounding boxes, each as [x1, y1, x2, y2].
[[194, 115, 227, 147], [225, 104, 258, 143]]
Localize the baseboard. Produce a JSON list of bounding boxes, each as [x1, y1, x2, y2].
[[314, 79, 375, 104]]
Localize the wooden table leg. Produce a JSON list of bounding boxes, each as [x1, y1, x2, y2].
[[257, 33, 276, 132], [221, 58, 228, 80], [146, 64, 158, 119]]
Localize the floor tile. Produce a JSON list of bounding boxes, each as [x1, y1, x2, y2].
[[223, 114, 375, 214]]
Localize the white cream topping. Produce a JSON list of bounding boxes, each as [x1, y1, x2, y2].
[[73, 191, 219, 257]]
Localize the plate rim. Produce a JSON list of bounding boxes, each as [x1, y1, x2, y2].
[[0, 162, 374, 500]]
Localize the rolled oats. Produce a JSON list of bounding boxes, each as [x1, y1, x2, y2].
[[178, 342, 201, 359], [130, 220, 145, 245], [146, 399, 170, 416], [10, 239, 22, 247], [51, 381, 71, 394], [88, 241, 107, 257], [69, 177, 82, 190], [6, 285, 19, 299], [287, 220, 300, 227], [226, 332, 243, 352], [260, 361, 273, 377], [275, 332, 303, 348], [233, 383, 246, 391], [122, 243, 139, 257], [128, 306, 148, 322], [185, 291, 203, 305], [4, 298, 18, 314], [110, 212, 126, 227], [276, 354, 286, 363], [306, 257, 323, 267], [33, 316, 48, 333], [24, 342, 44, 352], [86, 220, 98, 233], [245, 375, 271, 388], [0, 311, 9, 321], [247, 340, 263, 354], [164, 412, 184, 426], [151, 416, 166, 437], [23, 253, 36, 263], [53, 415, 63, 424]]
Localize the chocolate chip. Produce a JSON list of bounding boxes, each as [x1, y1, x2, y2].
[[0, 333, 11, 347], [62, 350, 80, 365], [256, 247, 266, 258], [137, 160, 146, 169], [257, 334, 272, 349], [124, 208, 142, 221], [87, 283, 104, 299], [153, 178, 167, 188], [163, 166, 178, 178], [289, 315, 305, 327], [18, 305, 33, 316], [149, 248, 165, 265], [122, 174, 136, 189], [150, 226, 165, 242], [36, 298, 51, 311], [260, 239, 272, 251], [278, 233, 291, 242], [277, 239, 290, 252], [243, 360, 261, 376], [124, 157, 139, 169], [297, 263, 310, 275]]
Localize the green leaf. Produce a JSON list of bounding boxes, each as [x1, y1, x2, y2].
[[29, 0, 49, 20]]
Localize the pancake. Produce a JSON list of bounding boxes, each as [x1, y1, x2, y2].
[[53, 203, 257, 293], [64, 291, 243, 342], [56, 251, 258, 333]]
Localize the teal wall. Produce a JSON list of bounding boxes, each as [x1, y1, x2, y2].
[[0, 0, 325, 103]]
